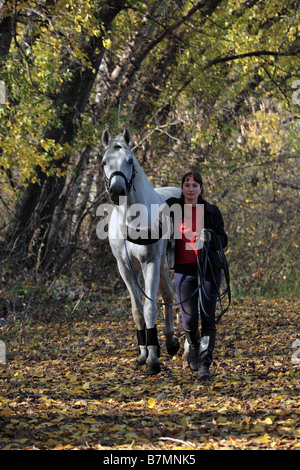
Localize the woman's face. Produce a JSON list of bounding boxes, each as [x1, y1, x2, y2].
[[182, 176, 202, 206]]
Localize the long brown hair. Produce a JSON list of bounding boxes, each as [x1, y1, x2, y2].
[[181, 171, 204, 202]]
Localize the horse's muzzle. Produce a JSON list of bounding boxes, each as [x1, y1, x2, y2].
[[109, 180, 126, 204]]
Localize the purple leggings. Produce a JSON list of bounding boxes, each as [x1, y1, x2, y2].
[[174, 266, 221, 330]]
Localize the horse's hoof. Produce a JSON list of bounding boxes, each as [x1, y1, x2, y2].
[[166, 338, 180, 357], [135, 357, 147, 367], [146, 362, 161, 375]]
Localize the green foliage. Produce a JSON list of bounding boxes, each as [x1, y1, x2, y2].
[[0, 0, 106, 188]]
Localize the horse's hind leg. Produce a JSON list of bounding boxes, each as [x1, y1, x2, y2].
[[159, 267, 180, 357], [116, 261, 147, 366]]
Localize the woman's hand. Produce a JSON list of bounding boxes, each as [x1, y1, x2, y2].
[[200, 229, 211, 244]]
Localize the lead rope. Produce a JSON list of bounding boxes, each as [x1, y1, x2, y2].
[[124, 229, 231, 326], [197, 229, 231, 324]]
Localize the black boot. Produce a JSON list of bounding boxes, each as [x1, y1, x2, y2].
[[184, 327, 200, 371], [198, 327, 216, 380]]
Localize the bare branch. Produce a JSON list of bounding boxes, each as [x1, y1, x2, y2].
[[205, 49, 300, 69]]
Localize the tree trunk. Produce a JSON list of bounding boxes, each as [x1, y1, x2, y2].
[[0, 1, 13, 67], [4, 0, 126, 273]]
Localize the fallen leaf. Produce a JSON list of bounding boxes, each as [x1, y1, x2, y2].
[[148, 398, 156, 409]]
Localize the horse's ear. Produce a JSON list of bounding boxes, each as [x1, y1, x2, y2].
[[123, 128, 132, 146], [102, 128, 111, 148]]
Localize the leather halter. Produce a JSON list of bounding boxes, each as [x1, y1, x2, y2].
[[103, 167, 136, 196]]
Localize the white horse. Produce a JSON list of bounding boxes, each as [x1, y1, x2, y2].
[[101, 128, 181, 375]]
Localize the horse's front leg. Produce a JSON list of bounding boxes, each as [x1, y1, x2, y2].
[[116, 260, 147, 366], [142, 263, 161, 375], [159, 266, 180, 357]]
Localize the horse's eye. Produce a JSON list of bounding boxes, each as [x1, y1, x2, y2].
[[129, 158, 133, 165], [102, 160, 107, 166]]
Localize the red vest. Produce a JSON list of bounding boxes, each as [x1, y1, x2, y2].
[[175, 205, 203, 264]]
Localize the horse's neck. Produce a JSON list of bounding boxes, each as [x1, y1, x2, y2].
[[128, 167, 161, 207], [118, 165, 162, 225]]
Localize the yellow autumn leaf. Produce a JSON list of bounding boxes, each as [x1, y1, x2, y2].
[[217, 406, 228, 413], [54, 444, 73, 450], [172, 355, 182, 364], [67, 374, 78, 383], [0, 396, 9, 404], [256, 434, 271, 443], [148, 398, 156, 409], [263, 417, 273, 425]]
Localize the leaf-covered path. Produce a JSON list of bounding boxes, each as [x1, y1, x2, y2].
[[0, 297, 299, 450]]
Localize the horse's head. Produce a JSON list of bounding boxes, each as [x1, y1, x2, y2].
[[101, 128, 136, 205]]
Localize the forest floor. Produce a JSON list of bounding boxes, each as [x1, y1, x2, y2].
[[0, 294, 299, 451]]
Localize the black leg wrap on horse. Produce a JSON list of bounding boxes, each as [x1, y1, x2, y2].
[[137, 326, 146, 346], [137, 325, 146, 358], [146, 327, 160, 358]]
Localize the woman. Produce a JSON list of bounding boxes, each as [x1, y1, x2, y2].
[[124, 171, 228, 380], [168, 172, 227, 380]]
